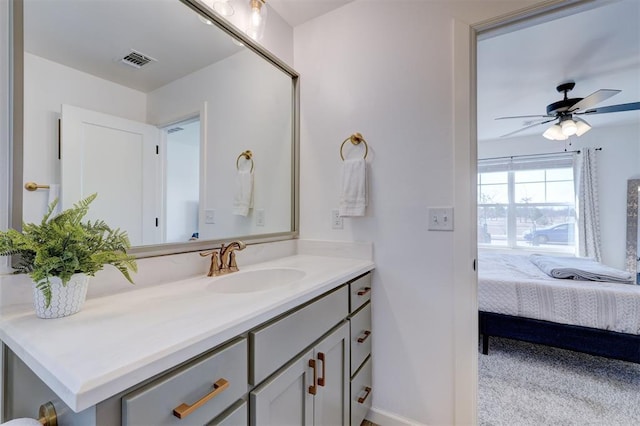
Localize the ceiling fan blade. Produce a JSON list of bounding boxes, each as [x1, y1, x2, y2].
[[499, 118, 556, 138], [576, 102, 640, 115], [568, 89, 621, 112], [495, 114, 554, 120]]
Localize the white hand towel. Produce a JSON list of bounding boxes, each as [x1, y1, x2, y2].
[[233, 170, 254, 216], [48, 183, 61, 215], [339, 158, 367, 217]]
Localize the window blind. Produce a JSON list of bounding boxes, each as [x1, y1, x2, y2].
[[478, 152, 575, 173]]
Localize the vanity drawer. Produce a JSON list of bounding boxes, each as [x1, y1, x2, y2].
[[122, 338, 247, 426], [250, 285, 348, 385], [349, 273, 372, 312], [207, 399, 247, 426], [350, 302, 372, 374], [350, 356, 372, 426]]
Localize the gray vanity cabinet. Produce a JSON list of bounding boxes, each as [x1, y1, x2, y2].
[[348, 274, 373, 426], [2, 272, 373, 426], [250, 322, 349, 425]]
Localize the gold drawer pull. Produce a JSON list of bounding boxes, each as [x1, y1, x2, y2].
[[357, 386, 372, 404], [356, 287, 371, 296], [308, 359, 317, 395], [173, 378, 229, 419], [357, 330, 371, 343], [318, 352, 326, 387]]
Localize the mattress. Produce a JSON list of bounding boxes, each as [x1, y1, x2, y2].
[[478, 252, 640, 335]]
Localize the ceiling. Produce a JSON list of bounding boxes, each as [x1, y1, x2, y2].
[[477, 0, 640, 141], [24, 0, 243, 93], [268, 0, 353, 27]]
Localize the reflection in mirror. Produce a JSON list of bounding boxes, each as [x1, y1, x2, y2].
[[19, 0, 297, 252], [625, 179, 640, 283]]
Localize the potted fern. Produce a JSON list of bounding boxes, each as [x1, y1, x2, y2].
[[0, 193, 137, 318]]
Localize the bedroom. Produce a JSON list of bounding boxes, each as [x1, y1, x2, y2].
[[476, 0, 640, 422]]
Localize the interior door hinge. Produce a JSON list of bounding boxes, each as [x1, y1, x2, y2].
[[473, 259, 477, 271], [155, 218, 159, 227], [155, 145, 159, 155]]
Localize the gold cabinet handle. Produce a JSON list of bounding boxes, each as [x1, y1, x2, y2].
[[357, 330, 371, 343], [357, 386, 372, 404], [317, 352, 326, 387], [357, 287, 371, 296], [308, 359, 317, 395], [173, 378, 229, 419]]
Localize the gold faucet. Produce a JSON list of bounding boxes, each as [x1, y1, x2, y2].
[[220, 240, 246, 273], [200, 241, 246, 276]]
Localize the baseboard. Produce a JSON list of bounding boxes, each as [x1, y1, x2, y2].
[[366, 406, 427, 426]]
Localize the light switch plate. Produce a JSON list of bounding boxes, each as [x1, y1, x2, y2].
[[256, 209, 265, 227], [428, 207, 454, 231], [331, 209, 343, 229], [204, 209, 215, 224]]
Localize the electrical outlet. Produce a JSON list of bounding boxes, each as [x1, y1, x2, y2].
[[204, 209, 215, 224], [331, 209, 343, 229], [256, 209, 265, 227], [428, 207, 454, 231]]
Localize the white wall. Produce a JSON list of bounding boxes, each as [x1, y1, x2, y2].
[[22, 53, 147, 224], [479, 122, 640, 269], [294, 0, 543, 424], [147, 50, 293, 240]]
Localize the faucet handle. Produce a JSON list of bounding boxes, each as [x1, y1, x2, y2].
[[228, 251, 239, 272]]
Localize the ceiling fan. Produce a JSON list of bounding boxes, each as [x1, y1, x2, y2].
[[496, 81, 640, 140]]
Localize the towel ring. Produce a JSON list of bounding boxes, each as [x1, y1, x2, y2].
[[236, 150, 254, 173], [340, 133, 368, 161]]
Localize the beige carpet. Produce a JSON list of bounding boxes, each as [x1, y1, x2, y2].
[[479, 337, 640, 425]]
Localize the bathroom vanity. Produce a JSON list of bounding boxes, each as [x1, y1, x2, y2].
[[0, 254, 373, 425]]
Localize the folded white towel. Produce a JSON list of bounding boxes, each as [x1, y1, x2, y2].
[[339, 158, 367, 217], [233, 170, 254, 216], [48, 183, 61, 215]]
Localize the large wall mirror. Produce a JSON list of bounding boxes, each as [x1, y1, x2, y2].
[[13, 0, 299, 257]]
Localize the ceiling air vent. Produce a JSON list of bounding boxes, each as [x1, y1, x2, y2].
[[167, 127, 184, 134], [120, 50, 157, 69]]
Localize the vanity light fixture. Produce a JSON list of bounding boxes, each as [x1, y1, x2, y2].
[[199, 0, 234, 24], [542, 115, 591, 140], [246, 0, 267, 41]]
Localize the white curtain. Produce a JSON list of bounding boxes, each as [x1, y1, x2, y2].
[[575, 149, 601, 260]]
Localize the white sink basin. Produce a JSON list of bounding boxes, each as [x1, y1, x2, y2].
[[207, 268, 306, 293]]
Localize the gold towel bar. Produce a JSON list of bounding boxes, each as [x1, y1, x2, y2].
[[340, 133, 368, 161], [236, 150, 254, 172], [25, 182, 50, 191]]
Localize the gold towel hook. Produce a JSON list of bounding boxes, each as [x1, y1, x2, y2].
[[236, 150, 254, 173], [340, 133, 368, 161]]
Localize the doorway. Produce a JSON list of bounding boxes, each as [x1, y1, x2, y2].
[[474, 0, 640, 423], [163, 117, 201, 243]]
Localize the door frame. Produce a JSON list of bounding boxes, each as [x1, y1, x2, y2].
[[452, 0, 596, 423]]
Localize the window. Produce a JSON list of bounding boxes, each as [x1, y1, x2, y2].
[[478, 153, 576, 253]]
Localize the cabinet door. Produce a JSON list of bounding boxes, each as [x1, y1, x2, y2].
[[250, 349, 314, 425], [313, 322, 349, 426]]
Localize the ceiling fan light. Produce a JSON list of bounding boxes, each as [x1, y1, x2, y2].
[[543, 124, 566, 140], [560, 117, 577, 136], [574, 117, 592, 136]]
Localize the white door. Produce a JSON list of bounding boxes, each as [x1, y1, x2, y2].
[[61, 104, 161, 246]]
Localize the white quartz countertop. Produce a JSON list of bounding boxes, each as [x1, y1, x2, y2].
[[0, 254, 374, 412]]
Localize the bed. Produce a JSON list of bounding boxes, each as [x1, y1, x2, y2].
[[478, 252, 640, 363]]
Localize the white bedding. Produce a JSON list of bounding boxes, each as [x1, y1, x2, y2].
[[478, 252, 640, 335]]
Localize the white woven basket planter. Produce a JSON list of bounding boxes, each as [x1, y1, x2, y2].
[[32, 273, 89, 319]]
